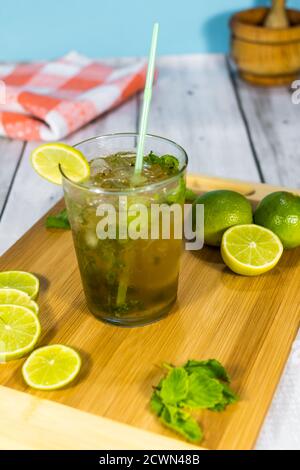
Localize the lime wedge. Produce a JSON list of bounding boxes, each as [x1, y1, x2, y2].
[[22, 345, 81, 390], [0, 305, 41, 361], [221, 224, 283, 276], [0, 288, 39, 315], [0, 271, 39, 299], [31, 143, 90, 185]]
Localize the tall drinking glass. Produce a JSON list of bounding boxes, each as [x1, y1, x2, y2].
[[61, 133, 188, 326]]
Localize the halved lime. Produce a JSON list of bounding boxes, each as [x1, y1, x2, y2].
[[221, 224, 283, 276], [31, 143, 90, 185], [22, 345, 81, 390], [0, 288, 39, 315], [0, 305, 41, 361], [0, 271, 39, 299]]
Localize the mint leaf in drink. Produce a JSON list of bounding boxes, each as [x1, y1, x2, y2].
[[160, 367, 188, 405], [45, 209, 70, 229], [185, 188, 198, 203], [166, 176, 186, 204], [184, 359, 230, 382], [144, 152, 180, 175], [160, 155, 179, 173], [183, 371, 223, 409], [146, 151, 160, 165], [111, 300, 144, 315], [160, 405, 203, 443]]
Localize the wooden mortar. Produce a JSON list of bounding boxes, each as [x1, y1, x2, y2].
[[230, 7, 300, 86]]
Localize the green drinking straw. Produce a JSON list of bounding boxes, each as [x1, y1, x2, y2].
[[134, 22, 159, 176], [116, 24, 159, 308]]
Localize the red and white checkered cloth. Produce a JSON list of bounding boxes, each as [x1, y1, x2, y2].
[[0, 52, 147, 141]]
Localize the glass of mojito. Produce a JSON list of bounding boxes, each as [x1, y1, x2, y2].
[[61, 133, 188, 326]]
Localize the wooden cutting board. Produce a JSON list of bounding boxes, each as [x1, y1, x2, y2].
[[0, 174, 299, 450]]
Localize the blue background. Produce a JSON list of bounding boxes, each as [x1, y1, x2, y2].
[[1, 0, 299, 61]]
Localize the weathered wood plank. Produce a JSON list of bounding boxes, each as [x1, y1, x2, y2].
[[0, 138, 24, 217], [233, 75, 300, 188], [0, 140, 63, 256], [0, 96, 138, 256], [147, 55, 260, 181]]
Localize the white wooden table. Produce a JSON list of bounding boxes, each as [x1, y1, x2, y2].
[[0, 54, 299, 450]]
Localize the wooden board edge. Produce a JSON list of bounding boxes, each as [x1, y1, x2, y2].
[[0, 385, 205, 450], [186, 173, 300, 199]]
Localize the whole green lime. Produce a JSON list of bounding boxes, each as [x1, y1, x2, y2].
[[254, 191, 300, 249], [193, 190, 253, 246]]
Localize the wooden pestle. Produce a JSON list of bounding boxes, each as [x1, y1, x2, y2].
[[264, 0, 289, 28]]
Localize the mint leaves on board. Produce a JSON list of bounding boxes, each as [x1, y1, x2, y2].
[[184, 358, 230, 382], [45, 209, 70, 229], [150, 359, 238, 443], [160, 405, 203, 443], [160, 367, 189, 405]]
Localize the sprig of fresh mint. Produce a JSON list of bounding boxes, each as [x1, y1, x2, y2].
[[150, 359, 238, 443], [45, 209, 70, 229]]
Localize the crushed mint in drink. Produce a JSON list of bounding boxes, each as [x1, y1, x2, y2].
[[64, 151, 185, 324], [87, 152, 181, 189]]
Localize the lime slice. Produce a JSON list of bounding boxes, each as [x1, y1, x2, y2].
[[0, 288, 39, 315], [0, 271, 39, 299], [31, 143, 90, 185], [0, 305, 41, 361], [221, 224, 283, 276], [22, 345, 81, 390]]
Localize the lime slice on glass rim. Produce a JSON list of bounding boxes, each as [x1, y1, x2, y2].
[[22, 344, 82, 390], [0, 271, 39, 299], [0, 305, 41, 362], [0, 288, 39, 315], [31, 143, 90, 185], [221, 224, 283, 276]]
